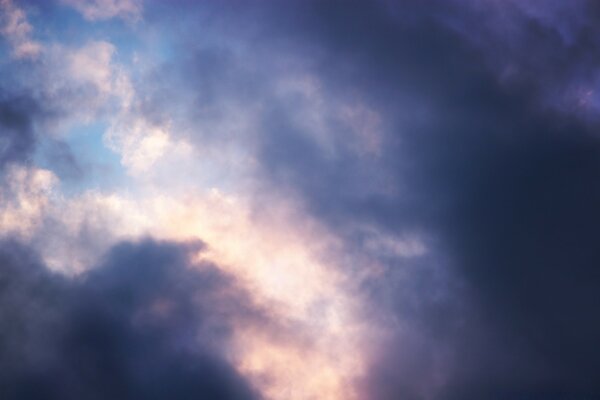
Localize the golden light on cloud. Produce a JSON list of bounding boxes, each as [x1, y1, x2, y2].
[[0, 4, 374, 396], [144, 189, 370, 400], [0, 174, 372, 399]]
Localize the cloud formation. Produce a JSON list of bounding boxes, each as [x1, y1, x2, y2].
[[0, 239, 259, 399], [2, 0, 600, 399], [142, 1, 600, 397], [0, 0, 41, 59]]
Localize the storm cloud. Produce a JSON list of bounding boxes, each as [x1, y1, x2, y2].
[[147, 0, 600, 398], [0, 239, 259, 400], [249, 2, 600, 398], [1, 0, 600, 399]]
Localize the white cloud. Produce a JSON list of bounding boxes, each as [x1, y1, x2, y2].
[[0, 165, 57, 239], [27, 39, 135, 133], [67, 41, 117, 96], [0, 0, 42, 59], [62, 0, 142, 22], [105, 117, 172, 174]]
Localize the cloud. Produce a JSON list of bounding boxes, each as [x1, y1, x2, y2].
[[62, 0, 142, 22], [3, 0, 600, 398], [0, 238, 260, 399], [0, 35, 135, 180], [0, 0, 41, 59], [0, 165, 57, 238], [104, 116, 173, 175], [0, 157, 369, 398], [0, 95, 38, 170], [41, 39, 134, 127], [137, 1, 600, 398]]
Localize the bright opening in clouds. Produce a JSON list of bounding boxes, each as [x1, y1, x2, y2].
[[1, 1, 600, 399]]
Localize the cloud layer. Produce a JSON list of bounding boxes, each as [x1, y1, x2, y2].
[[2, 0, 600, 399]]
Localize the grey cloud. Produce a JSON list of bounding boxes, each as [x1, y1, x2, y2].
[[0, 239, 260, 400], [0, 95, 38, 171], [142, 1, 600, 398], [7, 0, 598, 398]]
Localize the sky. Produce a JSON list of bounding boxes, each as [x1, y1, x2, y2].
[[1, 0, 600, 399]]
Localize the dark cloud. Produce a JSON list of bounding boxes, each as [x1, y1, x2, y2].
[[0, 83, 86, 182], [151, 1, 600, 398], [7, 0, 597, 398], [0, 95, 37, 171], [0, 239, 260, 400], [442, 0, 600, 117]]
